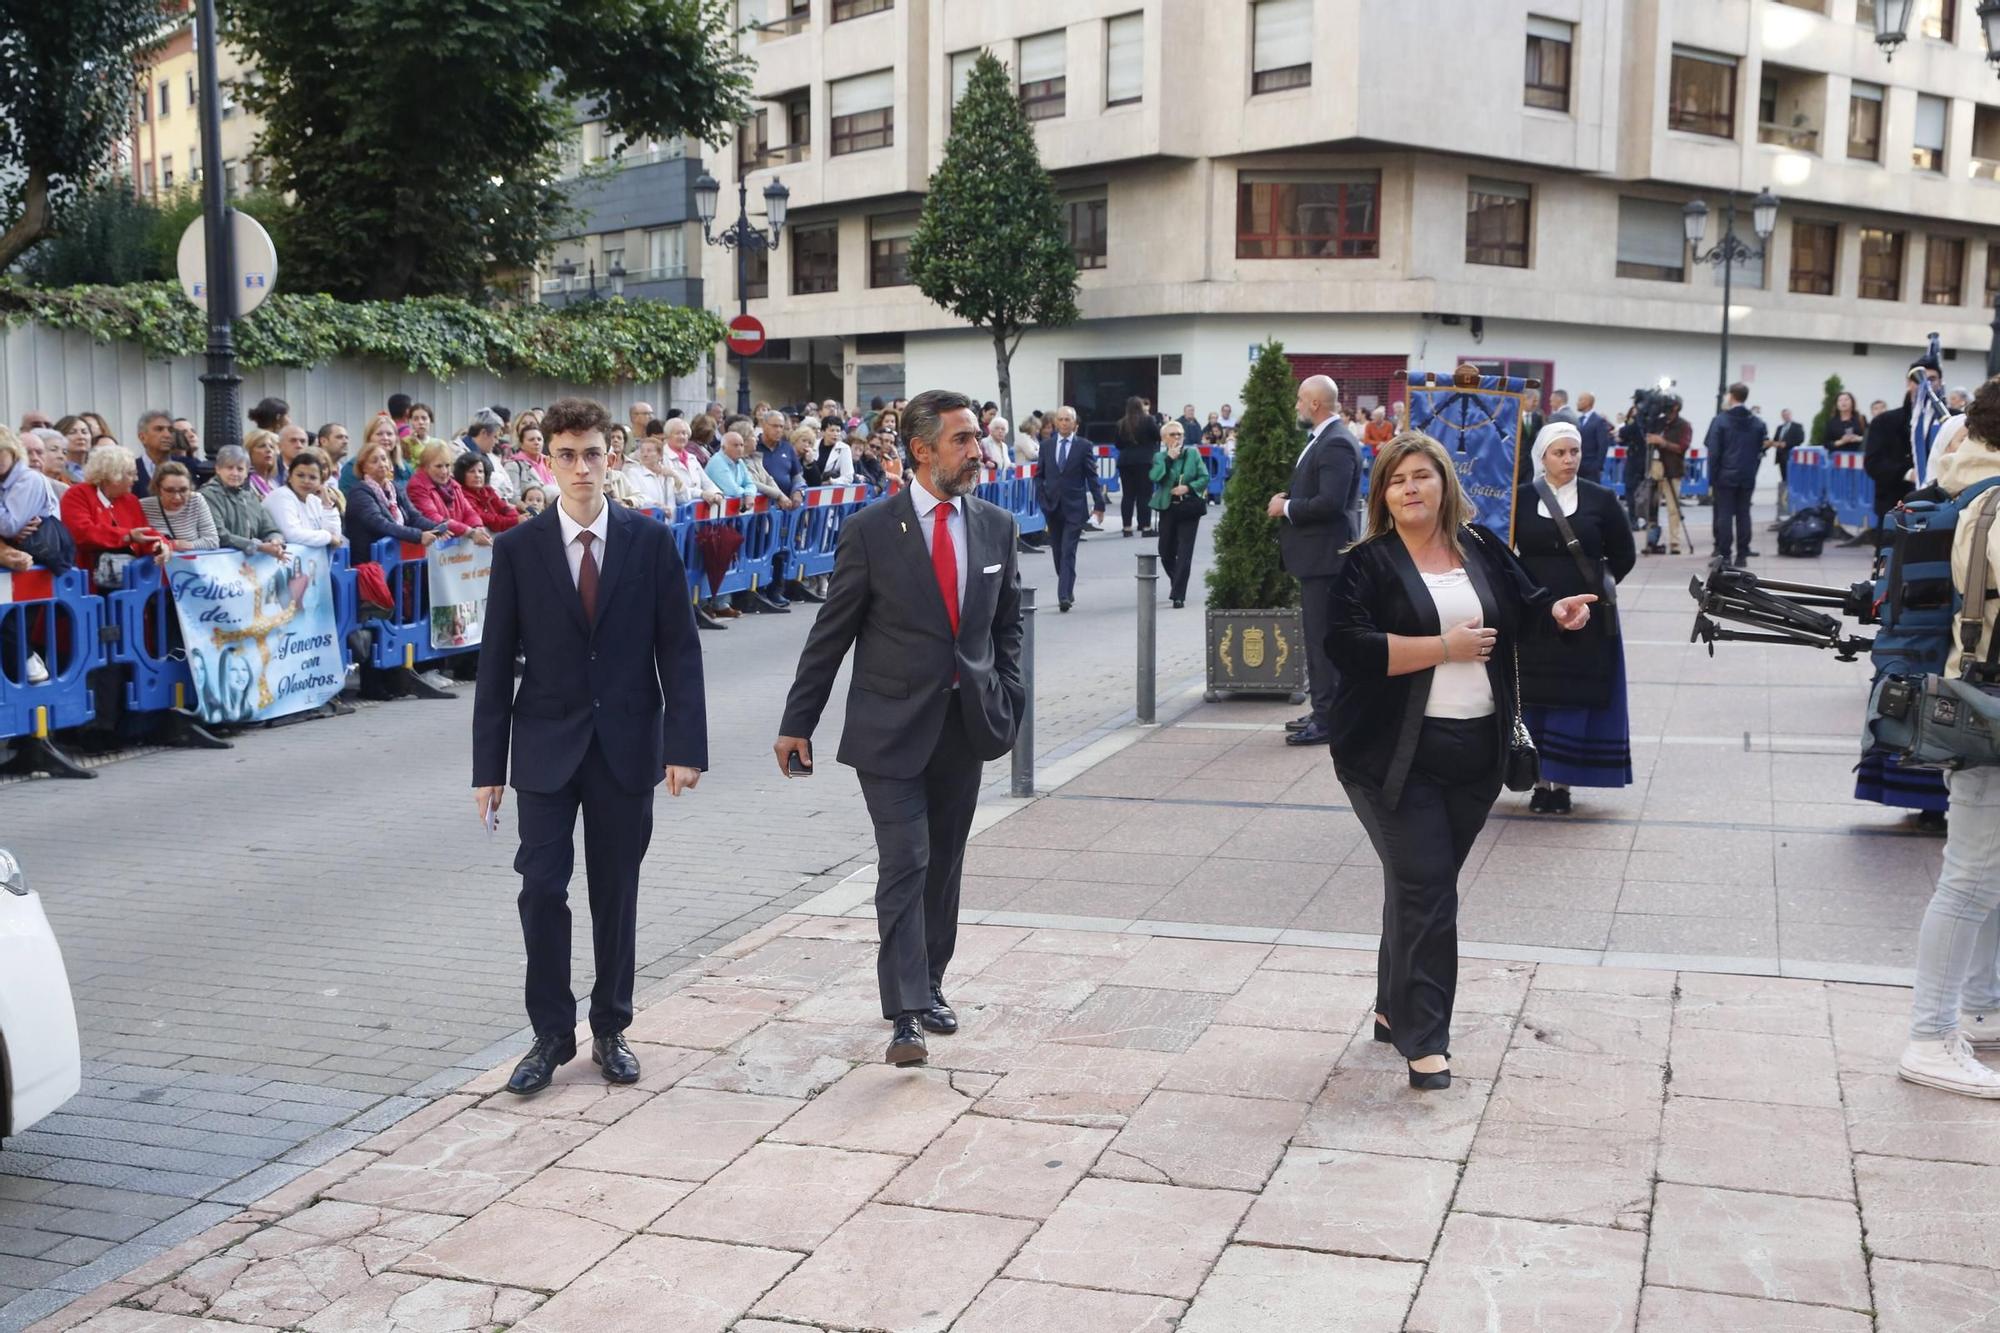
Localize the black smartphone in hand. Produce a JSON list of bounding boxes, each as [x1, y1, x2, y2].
[[787, 750, 813, 776]]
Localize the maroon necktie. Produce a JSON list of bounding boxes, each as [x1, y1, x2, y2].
[[576, 530, 599, 623]]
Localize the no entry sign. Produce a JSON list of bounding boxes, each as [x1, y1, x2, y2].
[[726, 314, 767, 357]]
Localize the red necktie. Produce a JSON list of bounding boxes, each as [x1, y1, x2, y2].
[[932, 502, 959, 636], [576, 530, 599, 623]]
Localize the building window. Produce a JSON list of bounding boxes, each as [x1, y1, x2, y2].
[[1063, 194, 1108, 269], [1614, 197, 1686, 281], [744, 246, 769, 300], [1848, 82, 1883, 161], [186, 72, 196, 108], [1018, 31, 1066, 121], [1236, 173, 1379, 259], [137, 87, 150, 123], [1925, 235, 1965, 304], [868, 213, 917, 287], [831, 0, 891, 20], [188, 147, 199, 182], [1668, 47, 1736, 138], [792, 222, 838, 294], [222, 160, 239, 197], [829, 71, 894, 155], [1860, 228, 1905, 300], [142, 161, 156, 193], [161, 154, 174, 189], [1987, 242, 2000, 307], [1789, 220, 1838, 294], [736, 109, 768, 174], [220, 89, 236, 119], [159, 81, 171, 116], [645, 226, 685, 277], [1524, 16, 1572, 112], [948, 50, 978, 126], [1464, 178, 1531, 268], [1923, 0, 1957, 41], [1105, 13, 1143, 107], [786, 95, 810, 152], [1914, 94, 1948, 173], [1251, 0, 1311, 94]]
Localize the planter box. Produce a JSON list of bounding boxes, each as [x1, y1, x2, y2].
[[1205, 607, 1307, 700]]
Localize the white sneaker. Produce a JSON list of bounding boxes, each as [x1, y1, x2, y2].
[[1898, 1032, 2000, 1098], [25, 652, 48, 685], [1962, 1010, 2000, 1049]]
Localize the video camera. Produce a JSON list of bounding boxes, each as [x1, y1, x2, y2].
[[1687, 567, 1875, 661], [1631, 385, 1681, 436]]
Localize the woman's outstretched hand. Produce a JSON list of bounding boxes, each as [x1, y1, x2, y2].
[[1552, 594, 1597, 632]]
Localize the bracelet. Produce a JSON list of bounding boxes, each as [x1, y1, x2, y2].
[[1439, 634, 1450, 664]]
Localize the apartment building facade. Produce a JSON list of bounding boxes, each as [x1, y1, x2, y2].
[[711, 0, 2000, 433], [129, 11, 261, 202], [537, 124, 709, 310]]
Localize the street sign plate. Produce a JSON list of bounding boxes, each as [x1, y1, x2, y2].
[[726, 313, 767, 357], [176, 211, 279, 316]]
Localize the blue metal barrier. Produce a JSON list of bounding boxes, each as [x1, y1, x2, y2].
[[1826, 450, 1875, 528], [1786, 446, 1829, 511], [107, 557, 194, 715], [367, 537, 478, 671], [1603, 445, 1628, 498], [1196, 446, 1232, 502], [1680, 443, 1711, 501]]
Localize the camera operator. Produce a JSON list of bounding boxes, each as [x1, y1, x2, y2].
[[1897, 377, 2000, 1099], [1641, 394, 1690, 555], [1619, 406, 1647, 529]]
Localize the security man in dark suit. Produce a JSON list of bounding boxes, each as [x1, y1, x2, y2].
[[1268, 374, 1363, 748], [472, 397, 708, 1096], [1035, 405, 1106, 612], [776, 389, 1025, 1066], [1576, 392, 1616, 488]]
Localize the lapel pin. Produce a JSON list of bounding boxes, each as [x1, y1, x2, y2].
[[900, 521, 908, 533]]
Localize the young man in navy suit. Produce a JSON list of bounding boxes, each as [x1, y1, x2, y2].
[[472, 397, 708, 1095], [1035, 405, 1106, 612]]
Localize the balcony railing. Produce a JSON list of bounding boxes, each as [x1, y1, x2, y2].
[[1758, 121, 1820, 152], [538, 265, 689, 296], [738, 143, 810, 172], [758, 11, 809, 38]]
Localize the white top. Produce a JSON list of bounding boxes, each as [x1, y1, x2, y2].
[[908, 476, 967, 610], [623, 463, 672, 511], [262, 486, 343, 547], [821, 440, 858, 485], [1422, 568, 1495, 719], [556, 499, 610, 588]]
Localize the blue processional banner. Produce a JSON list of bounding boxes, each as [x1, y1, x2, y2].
[[1404, 373, 1535, 541], [167, 547, 344, 724], [427, 539, 494, 650]]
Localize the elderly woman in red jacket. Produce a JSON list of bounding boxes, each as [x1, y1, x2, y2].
[[406, 441, 493, 545], [61, 443, 165, 586], [455, 452, 519, 533]]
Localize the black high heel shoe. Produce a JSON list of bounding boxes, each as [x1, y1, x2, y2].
[[1407, 1056, 1451, 1091], [1372, 1016, 1393, 1044]]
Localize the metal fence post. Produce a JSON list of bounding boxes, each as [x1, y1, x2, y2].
[[1011, 586, 1037, 797], [1136, 553, 1158, 725]]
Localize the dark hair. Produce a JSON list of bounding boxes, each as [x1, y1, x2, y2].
[[1965, 378, 2000, 451], [452, 452, 489, 484], [1727, 383, 1749, 404], [387, 393, 413, 420], [902, 389, 976, 460], [665, 408, 683, 420], [248, 396, 289, 431], [152, 460, 193, 489], [541, 396, 614, 442], [490, 404, 510, 423], [644, 417, 667, 437], [288, 447, 327, 477], [1118, 395, 1148, 442], [410, 400, 435, 422]]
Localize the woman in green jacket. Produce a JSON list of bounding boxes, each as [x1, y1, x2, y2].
[[1148, 420, 1211, 607]]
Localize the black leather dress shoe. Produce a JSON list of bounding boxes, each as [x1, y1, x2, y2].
[[920, 987, 958, 1035], [1284, 723, 1331, 747], [1283, 713, 1315, 733], [506, 1032, 576, 1095], [886, 1015, 928, 1066], [1059, 600, 1073, 613], [592, 1033, 641, 1084]]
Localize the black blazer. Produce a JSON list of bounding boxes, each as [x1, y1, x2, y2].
[[472, 502, 708, 794], [1512, 481, 1633, 708], [1279, 420, 1363, 580], [1325, 526, 1552, 808], [1036, 434, 1102, 520], [780, 487, 1024, 779]]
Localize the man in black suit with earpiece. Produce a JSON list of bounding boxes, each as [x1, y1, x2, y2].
[[1268, 373, 1363, 748]]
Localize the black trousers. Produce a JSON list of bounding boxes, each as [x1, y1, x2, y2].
[[1711, 483, 1753, 563], [1044, 505, 1084, 603], [1344, 717, 1501, 1061], [1119, 463, 1155, 531], [1156, 505, 1202, 602], [856, 694, 983, 1018], [514, 738, 653, 1041], [1299, 572, 1340, 725]]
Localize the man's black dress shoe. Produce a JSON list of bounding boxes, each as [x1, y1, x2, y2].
[[886, 1015, 928, 1066], [1284, 723, 1331, 747], [506, 1032, 576, 1095], [592, 1033, 640, 1084], [1284, 713, 1315, 733], [1059, 600, 1073, 613], [920, 987, 958, 1035]]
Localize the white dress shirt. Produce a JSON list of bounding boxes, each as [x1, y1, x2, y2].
[[908, 476, 967, 610], [263, 485, 343, 547], [556, 499, 610, 588]]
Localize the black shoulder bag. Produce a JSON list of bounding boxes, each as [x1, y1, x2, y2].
[[1534, 481, 1618, 638]]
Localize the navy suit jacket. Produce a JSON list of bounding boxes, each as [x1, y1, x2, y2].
[[1036, 435, 1102, 519], [1576, 411, 1616, 486], [472, 502, 708, 794]]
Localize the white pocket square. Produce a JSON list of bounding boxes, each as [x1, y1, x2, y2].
[[982, 563, 1002, 574]]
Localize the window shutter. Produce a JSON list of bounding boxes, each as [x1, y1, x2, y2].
[[1617, 198, 1686, 269], [1526, 15, 1572, 41], [831, 70, 894, 117], [950, 50, 978, 108], [1916, 94, 1947, 150], [1106, 14, 1143, 103], [1252, 0, 1311, 73], [1019, 31, 1065, 86]]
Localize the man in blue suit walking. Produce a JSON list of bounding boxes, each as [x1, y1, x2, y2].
[[1035, 406, 1105, 612]]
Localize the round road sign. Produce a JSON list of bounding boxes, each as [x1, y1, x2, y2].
[[726, 313, 767, 357], [176, 211, 279, 316]]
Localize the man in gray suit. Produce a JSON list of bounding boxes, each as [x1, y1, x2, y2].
[[776, 389, 1026, 1066]]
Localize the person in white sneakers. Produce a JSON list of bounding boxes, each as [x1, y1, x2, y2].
[[1898, 380, 2000, 1098]]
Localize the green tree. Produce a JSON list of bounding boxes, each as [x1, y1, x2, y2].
[[908, 51, 1077, 427], [1207, 341, 1302, 610], [145, 187, 297, 287], [220, 0, 752, 300], [18, 181, 163, 287], [1809, 372, 1845, 449], [0, 0, 168, 270]]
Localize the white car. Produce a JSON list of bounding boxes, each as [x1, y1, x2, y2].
[[0, 847, 80, 1141]]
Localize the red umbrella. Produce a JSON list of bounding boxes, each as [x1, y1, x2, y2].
[[695, 523, 743, 595]]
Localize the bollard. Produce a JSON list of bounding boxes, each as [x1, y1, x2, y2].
[[1136, 553, 1158, 725], [1011, 586, 1037, 797]]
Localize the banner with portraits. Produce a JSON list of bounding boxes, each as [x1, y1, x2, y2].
[[167, 547, 344, 724], [427, 538, 494, 650]]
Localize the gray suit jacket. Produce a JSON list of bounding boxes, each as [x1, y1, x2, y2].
[[780, 487, 1025, 779]]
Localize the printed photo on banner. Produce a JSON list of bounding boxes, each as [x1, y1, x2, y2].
[[428, 538, 495, 650], [167, 547, 344, 725]]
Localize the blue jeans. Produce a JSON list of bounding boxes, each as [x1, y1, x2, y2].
[[1910, 766, 2000, 1039]]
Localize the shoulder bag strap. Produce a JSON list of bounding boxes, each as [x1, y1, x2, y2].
[[1535, 480, 1615, 609], [1465, 522, 1529, 733], [1960, 488, 2000, 676]]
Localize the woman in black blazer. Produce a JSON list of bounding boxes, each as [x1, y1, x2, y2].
[[1114, 396, 1161, 537], [1513, 423, 1637, 814], [1326, 433, 1596, 1089]]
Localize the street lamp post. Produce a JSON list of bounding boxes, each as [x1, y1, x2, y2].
[[194, 0, 239, 458], [1683, 189, 1779, 416], [693, 172, 789, 417]]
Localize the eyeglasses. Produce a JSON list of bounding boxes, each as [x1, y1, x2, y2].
[[159, 486, 191, 497], [553, 448, 607, 469]]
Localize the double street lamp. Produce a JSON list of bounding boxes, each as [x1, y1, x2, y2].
[[1875, 0, 2000, 70], [553, 257, 625, 301], [693, 171, 789, 416], [1683, 189, 1779, 416]]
